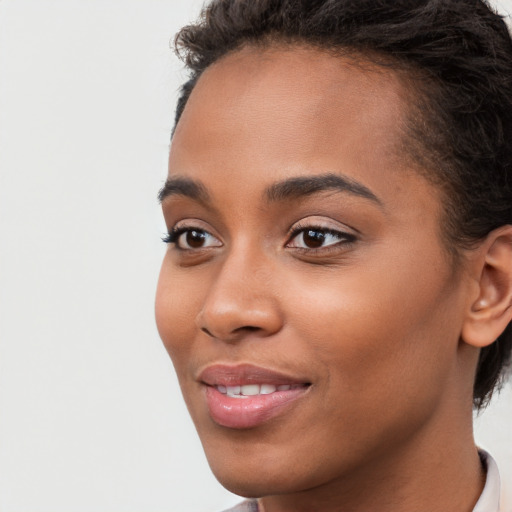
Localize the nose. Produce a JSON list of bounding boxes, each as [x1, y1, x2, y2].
[[196, 249, 284, 342]]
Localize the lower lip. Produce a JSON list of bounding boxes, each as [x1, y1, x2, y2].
[[204, 386, 309, 429]]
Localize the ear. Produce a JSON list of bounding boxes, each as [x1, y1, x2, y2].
[[461, 225, 512, 348]]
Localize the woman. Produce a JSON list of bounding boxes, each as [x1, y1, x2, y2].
[[156, 1, 512, 510]]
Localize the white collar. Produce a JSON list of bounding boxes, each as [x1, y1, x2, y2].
[[473, 450, 502, 512]]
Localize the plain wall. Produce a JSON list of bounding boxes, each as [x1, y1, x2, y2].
[[0, 1, 511, 511]]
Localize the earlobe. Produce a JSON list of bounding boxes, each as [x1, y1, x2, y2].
[[462, 225, 512, 348]]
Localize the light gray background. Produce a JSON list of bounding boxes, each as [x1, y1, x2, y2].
[[0, 1, 511, 511]]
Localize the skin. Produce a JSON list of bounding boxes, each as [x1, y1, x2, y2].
[[156, 46, 498, 512]]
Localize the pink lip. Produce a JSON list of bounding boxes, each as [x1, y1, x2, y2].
[[199, 363, 308, 386], [199, 364, 311, 429]]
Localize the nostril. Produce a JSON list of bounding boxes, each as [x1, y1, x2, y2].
[[200, 325, 261, 340], [234, 326, 260, 333]]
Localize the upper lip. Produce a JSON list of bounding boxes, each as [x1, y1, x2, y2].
[[198, 363, 310, 387]]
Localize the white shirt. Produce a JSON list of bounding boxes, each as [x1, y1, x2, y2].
[[474, 450, 505, 512]]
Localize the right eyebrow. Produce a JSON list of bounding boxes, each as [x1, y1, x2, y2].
[[265, 173, 382, 206], [158, 177, 210, 204]]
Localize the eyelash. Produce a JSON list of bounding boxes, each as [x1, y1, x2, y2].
[[286, 224, 357, 252], [163, 223, 356, 253], [162, 227, 187, 245], [162, 226, 214, 246]]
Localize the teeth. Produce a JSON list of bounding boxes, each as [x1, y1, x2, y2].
[[226, 386, 241, 396], [216, 383, 298, 396], [260, 384, 277, 395], [240, 384, 260, 396]]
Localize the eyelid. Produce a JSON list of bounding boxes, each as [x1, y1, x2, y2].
[[287, 216, 358, 238], [285, 218, 358, 251], [163, 220, 223, 249], [162, 217, 357, 252], [287, 227, 355, 248]]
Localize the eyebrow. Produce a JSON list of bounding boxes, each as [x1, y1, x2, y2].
[[158, 172, 381, 207], [158, 176, 210, 204], [265, 173, 382, 205]]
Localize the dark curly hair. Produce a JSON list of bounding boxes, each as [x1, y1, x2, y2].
[[171, 0, 512, 409]]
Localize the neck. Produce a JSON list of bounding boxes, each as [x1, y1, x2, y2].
[[259, 402, 485, 512]]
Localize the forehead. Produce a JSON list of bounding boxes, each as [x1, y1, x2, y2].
[[171, 46, 414, 188], [174, 47, 414, 168]]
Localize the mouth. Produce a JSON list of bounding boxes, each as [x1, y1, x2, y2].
[[214, 383, 306, 397], [199, 364, 311, 429]]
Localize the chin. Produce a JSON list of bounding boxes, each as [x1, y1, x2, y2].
[[210, 465, 302, 499], [202, 438, 331, 499]]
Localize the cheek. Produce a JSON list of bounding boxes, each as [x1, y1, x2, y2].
[[155, 256, 204, 369], [286, 248, 461, 417]]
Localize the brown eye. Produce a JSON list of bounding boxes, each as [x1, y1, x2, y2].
[[186, 230, 207, 248], [174, 228, 222, 250], [302, 230, 326, 248], [287, 226, 355, 250]]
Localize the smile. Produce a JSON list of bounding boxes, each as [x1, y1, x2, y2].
[[216, 383, 305, 397], [199, 364, 311, 429]]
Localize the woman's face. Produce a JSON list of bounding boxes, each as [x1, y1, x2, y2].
[[156, 47, 473, 497]]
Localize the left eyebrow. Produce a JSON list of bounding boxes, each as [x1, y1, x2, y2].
[[265, 173, 382, 206], [158, 176, 210, 204]]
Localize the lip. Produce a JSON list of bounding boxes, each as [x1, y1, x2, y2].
[[199, 364, 311, 429], [199, 363, 309, 387]]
